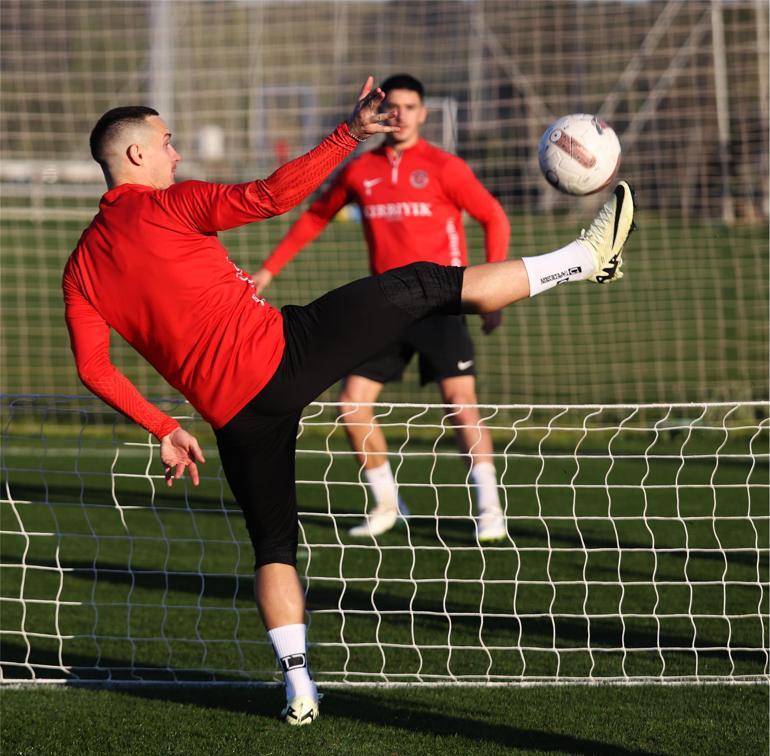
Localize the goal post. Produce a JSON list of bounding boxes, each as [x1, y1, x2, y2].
[[1, 395, 767, 686]]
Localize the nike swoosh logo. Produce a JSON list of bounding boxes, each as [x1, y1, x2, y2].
[[457, 360, 474, 370], [612, 183, 625, 247], [363, 178, 383, 193]]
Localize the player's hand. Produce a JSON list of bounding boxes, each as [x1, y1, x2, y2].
[[253, 268, 273, 294], [348, 76, 400, 141], [481, 310, 503, 335], [160, 427, 206, 487]]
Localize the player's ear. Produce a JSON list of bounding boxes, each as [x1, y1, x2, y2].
[[126, 143, 143, 166], [418, 105, 428, 126]]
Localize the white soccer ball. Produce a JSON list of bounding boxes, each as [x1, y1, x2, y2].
[[538, 114, 621, 196]]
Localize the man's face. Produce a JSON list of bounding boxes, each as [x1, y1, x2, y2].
[[383, 88, 427, 147], [138, 116, 181, 189]]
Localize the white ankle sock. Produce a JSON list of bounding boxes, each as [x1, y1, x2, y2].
[[522, 242, 594, 296], [470, 461, 501, 513], [268, 623, 317, 702], [365, 462, 398, 511]]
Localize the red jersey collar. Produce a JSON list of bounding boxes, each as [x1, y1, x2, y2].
[[101, 183, 157, 205]]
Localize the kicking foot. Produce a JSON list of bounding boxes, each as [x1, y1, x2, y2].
[[577, 180, 637, 283], [476, 507, 507, 542], [281, 695, 319, 726], [348, 498, 410, 537]]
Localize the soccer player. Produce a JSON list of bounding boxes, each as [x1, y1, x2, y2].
[[253, 74, 511, 541], [63, 77, 635, 725]]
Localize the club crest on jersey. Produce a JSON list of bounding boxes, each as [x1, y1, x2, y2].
[[409, 170, 429, 189]]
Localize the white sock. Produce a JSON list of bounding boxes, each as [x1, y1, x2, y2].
[[268, 623, 317, 702], [522, 242, 594, 296], [470, 461, 501, 513], [365, 462, 398, 511]]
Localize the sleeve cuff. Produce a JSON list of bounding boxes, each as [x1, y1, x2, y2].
[[153, 418, 181, 442], [338, 121, 363, 148], [263, 259, 282, 276]]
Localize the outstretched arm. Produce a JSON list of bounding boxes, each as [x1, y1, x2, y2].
[[63, 273, 204, 486], [245, 78, 395, 218], [163, 77, 399, 234], [254, 173, 352, 292]]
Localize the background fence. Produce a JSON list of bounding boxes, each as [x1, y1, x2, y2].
[[1, 0, 768, 405]]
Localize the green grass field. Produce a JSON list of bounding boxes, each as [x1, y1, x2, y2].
[[1, 684, 767, 754], [1, 206, 768, 752], [1, 396, 768, 752]]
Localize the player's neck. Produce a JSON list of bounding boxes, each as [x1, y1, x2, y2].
[[108, 171, 152, 190], [386, 134, 421, 154]]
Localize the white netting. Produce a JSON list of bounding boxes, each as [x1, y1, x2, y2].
[[1, 0, 768, 404], [1, 396, 767, 685]]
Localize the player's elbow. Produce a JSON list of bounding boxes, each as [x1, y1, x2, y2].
[[492, 202, 510, 232], [247, 182, 295, 218], [76, 364, 101, 392], [75, 353, 114, 394]]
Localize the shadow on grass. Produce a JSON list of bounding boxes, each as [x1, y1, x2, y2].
[[111, 685, 662, 754], [0, 641, 258, 684], [2, 480, 226, 511], [7, 556, 747, 655], [6, 479, 765, 570]]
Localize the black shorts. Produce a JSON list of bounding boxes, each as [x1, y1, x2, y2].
[[213, 263, 464, 569], [352, 314, 475, 386]]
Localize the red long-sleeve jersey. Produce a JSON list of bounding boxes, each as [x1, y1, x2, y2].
[[63, 123, 359, 438], [264, 139, 509, 276]]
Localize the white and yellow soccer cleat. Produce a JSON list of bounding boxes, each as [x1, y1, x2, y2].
[[476, 506, 507, 543], [348, 498, 410, 537], [576, 181, 637, 283], [281, 695, 319, 726]]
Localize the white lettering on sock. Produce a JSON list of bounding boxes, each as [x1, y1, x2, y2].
[[522, 242, 594, 297]]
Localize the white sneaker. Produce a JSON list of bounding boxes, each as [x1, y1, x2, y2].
[[576, 180, 636, 283], [476, 507, 507, 542], [281, 695, 319, 726], [348, 498, 410, 537]]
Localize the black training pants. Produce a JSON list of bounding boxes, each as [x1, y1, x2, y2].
[[214, 262, 465, 568]]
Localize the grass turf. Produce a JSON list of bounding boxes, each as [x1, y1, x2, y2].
[[1, 684, 767, 754]]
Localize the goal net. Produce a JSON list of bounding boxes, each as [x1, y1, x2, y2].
[[2, 396, 767, 685], [1, 0, 768, 407]]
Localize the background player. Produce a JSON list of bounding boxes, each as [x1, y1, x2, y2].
[[63, 77, 635, 724], [254, 74, 510, 541]]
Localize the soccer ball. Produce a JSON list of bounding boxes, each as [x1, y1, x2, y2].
[[538, 114, 621, 195]]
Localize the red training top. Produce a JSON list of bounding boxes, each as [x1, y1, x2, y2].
[[63, 123, 359, 439], [263, 139, 510, 276]]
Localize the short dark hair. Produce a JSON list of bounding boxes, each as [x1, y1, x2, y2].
[[89, 106, 159, 164], [380, 74, 425, 101]]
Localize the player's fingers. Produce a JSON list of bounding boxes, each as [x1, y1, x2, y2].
[[188, 462, 200, 487], [191, 440, 206, 464], [357, 76, 374, 101], [361, 88, 384, 110], [174, 462, 185, 480], [165, 466, 174, 487]]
